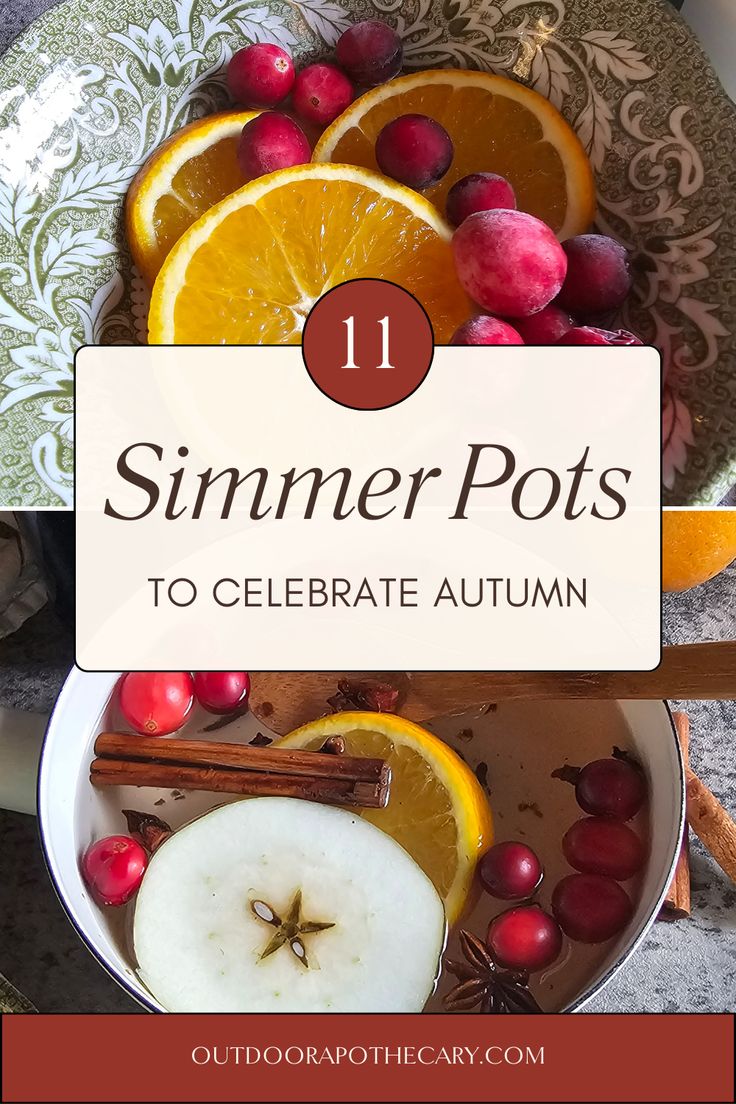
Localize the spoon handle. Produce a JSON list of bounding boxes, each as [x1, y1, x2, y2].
[[250, 641, 736, 734], [405, 640, 736, 713]]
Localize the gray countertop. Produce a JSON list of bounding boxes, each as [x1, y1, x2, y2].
[[1, 575, 735, 1014]]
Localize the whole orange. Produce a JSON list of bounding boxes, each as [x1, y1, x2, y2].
[[662, 509, 736, 592]]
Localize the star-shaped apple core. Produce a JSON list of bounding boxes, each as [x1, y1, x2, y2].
[[250, 889, 334, 969]]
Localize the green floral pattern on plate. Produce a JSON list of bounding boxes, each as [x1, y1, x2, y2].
[[1, 0, 735, 505]]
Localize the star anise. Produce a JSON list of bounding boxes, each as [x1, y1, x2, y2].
[[443, 930, 543, 1014]]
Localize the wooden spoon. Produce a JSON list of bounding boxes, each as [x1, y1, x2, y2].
[[249, 640, 736, 735]]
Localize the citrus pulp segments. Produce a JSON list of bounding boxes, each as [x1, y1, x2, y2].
[[126, 109, 258, 284], [277, 711, 494, 924], [314, 69, 596, 239], [147, 162, 471, 344]]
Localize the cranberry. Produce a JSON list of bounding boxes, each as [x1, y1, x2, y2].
[[119, 672, 194, 736], [563, 817, 645, 881], [450, 315, 524, 345], [487, 905, 562, 972], [557, 234, 633, 318], [227, 44, 294, 108], [446, 172, 516, 227], [452, 209, 567, 318], [559, 325, 642, 346], [292, 63, 354, 126], [552, 873, 632, 943], [336, 20, 403, 86], [479, 841, 542, 899], [376, 114, 453, 190], [515, 303, 576, 344], [558, 326, 609, 345], [574, 757, 647, 821], [194, 672, 250, 714], [237, 112, 311, 180], [82, 835, 147, 906]]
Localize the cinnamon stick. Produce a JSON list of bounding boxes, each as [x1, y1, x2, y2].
[[90, 757, 390, 808], [660, 712, 691, 921], [90, 732, 391, 809], [94, 732, 385, 785], [686, 766, 736, 885]]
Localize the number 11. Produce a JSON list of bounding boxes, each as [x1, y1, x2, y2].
[[341, 315, 395, 370]]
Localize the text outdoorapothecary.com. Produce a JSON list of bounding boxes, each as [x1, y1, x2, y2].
[[189, 1043, 546, 1067]]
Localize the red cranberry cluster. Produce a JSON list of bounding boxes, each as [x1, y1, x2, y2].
[[82, 671, 252, 908], [118, 670, 250, 735], [478, 754, 647, 974], [227, 22, 641, 349], [227, 21, 402, 179], [450, 213, 640, 347]]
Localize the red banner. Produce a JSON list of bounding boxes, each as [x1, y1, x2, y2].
[[2, 1013, 734, 1103]]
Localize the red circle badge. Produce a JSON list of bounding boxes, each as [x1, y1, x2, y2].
[[302, 279, 434, 410]]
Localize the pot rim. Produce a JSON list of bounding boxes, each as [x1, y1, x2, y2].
[[37, 673, 686, 1014]]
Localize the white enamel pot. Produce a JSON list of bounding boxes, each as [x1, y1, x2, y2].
[[4, 668, 685, 1012]]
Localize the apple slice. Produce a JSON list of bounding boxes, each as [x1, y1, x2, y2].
[[133, 797, 446, 1012]]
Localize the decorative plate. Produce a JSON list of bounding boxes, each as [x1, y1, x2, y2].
[[1, 0, 735, 506]]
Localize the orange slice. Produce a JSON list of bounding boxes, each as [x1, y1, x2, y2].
[[314, 70, 596, 239], [126, 110, 257, 284], [277, 711, 493, 924], [662, 509, 736, 591], [148, 162, 471, 345]]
